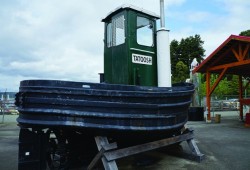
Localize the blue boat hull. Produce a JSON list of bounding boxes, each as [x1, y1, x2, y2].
[[16, 80, 194, 135]]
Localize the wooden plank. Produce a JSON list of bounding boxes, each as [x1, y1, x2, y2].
[[88, 141, 117, 170], [104, 132, 194, 161], [187, 139, 205, 162], [166, 146, 204, 163], [102, 142, 118, 151], [187, 139, 202, 155], [87, 148, 105, 170], [94, 136, 118, 170]]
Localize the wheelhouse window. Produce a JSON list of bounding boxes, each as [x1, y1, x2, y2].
[[107, 23, 112, 47], [106, 15, 125, 47], [137, 16, 153, 46]]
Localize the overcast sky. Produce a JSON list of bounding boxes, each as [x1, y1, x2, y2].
[[0, 0, 249, 91]]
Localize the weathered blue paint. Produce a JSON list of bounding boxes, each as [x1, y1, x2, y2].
[[16, 80, 194, 134]]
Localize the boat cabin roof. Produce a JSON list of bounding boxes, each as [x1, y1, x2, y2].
[[102, 4, 160, 22]]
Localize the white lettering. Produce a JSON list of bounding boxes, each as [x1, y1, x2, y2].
[[132, 54, 152, 65]]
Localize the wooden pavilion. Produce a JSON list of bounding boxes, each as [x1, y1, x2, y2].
[[193, 35, 250, 121]]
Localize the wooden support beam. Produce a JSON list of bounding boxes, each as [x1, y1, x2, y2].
[[239, 44, 243, 60], [209, 68, 228, 96], [206, 68, 227, 120], [187, 138, 204, 161], [208, 43, 249, 72], [239, 76, 243, 121], [232, 47, 242, 61], [89, 130, 204, 170], [208, 59, 250, 71], [209, 44, 237, 66], [87, 142, 118, 170], [231, 43, 245, 61], [243, 44, 250, 60], [93, 136, 118, 170], [206, 72, 211, 121], [104, 132, 194, 161], [87, 147, 105, 170]]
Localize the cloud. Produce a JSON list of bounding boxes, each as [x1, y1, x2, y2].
[[0, 0, 249, 91], [202, 0, 250, 55], [0, 0, 106, 91], [0, 0, 187, 91], [168, 0, 250, 56]]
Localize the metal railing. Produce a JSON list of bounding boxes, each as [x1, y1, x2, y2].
[[1, 100, 18, 123]]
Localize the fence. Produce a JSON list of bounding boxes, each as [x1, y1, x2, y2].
[[197, 95, 250, 111], [1, 98, 18, 123]]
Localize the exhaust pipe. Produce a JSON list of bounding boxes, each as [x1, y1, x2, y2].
[[157, 0, 172, 87], [160, 0, 165, 27]]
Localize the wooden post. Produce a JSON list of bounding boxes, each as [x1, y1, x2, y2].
[[239, 75, 243, 121], [206, 71, 211, 122]]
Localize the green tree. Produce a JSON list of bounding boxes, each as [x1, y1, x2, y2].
[[240, 30, 250, 36], [170, 34, 205, 83], [170, 39, 180, 73], [172, 61, 189, 83], [178, 34, 205, 66], [228, 75, 240, 95], [199, 74, 240, 100]]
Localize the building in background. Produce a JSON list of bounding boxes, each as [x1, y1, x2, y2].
[[0, 92, 18, 114]]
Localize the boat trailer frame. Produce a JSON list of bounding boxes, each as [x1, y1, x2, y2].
[[87, 128, 204, 170]]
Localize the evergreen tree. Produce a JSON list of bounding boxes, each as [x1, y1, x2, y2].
[[240, 30, 250, 36], [172, 61, 189, 83], [170, 34, 205, 83]]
